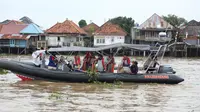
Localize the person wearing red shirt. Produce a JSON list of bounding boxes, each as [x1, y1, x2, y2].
[[74, 52, 81, 69]]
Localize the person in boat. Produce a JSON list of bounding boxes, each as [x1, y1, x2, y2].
[[95, 54, 105, 72], [74, 52, 81, 69], [48, 53, 58, 70], [117, 55, 131, 73], [90, 53, 97, 72], [106, 53, 115, 73], [81, 52, 91, 71], [32, 47, 46, 68], [37, 47, 46, 68], [122, 55, 131, 73], [57, 55, 67, 70], [130, 61, 138, 75]]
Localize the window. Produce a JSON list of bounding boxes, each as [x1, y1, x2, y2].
[[76, 37, 79, 42], [97, 38, 105, 44], [57, 37, 60, 41], [102, 39, 105, 43], [67, 43, 70, 46], [161, 22, 164, 27], [80, 38, 83, 41], [111, 37, 114, 42]]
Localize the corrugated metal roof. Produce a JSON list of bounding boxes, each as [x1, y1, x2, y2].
[[20, 23, 44, 34], [0, 20, 28, 34], [48, 43, 150, 52], [0, 34, 28, 40]]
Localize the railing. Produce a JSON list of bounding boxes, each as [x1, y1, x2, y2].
[[135, 36, 171, 42], [0, 41, 10, 47], [145, 37, 160, 41], [135, 36, 145, 40]]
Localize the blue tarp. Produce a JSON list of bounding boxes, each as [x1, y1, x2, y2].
[[20, 23, 44, 34]]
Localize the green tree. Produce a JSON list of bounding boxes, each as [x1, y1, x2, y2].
[[78, 19, 87, 28], [162, 14, 187, 28], [109, 16, 135, 36]]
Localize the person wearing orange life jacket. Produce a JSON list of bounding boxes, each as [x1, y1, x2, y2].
[[81, 52, 91, 71], [106, 53, 115, 73], [122, 55, 131, 67], [121, 55, 131, 73], [74, 52, 81, 69]]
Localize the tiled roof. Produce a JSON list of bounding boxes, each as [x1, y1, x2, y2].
[[94, 22, 127, 36], [82, 23, 99, 33], [46, 19, 87, 35], [138, 13, 174, 29], [0, 20, 28, 34], [0, 34, 28, 40]]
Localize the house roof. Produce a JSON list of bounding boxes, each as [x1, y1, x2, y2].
[[20, 16, 33, 24], [0, 34, 29, 40], [138, 13, 174, 30], [82, 23, 99, 33], [0, 24, 3, 32], [180, 25, 200, 36], [0, 19, 11, 24], [46, 19, 87, 35], [187, 20, 200, 26], [0, 20, 28, 34], [94, 22, 127, 36], [20, 23, 44, 34]]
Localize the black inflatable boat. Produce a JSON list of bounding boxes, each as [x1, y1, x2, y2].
[[0, 59, 184, 84]]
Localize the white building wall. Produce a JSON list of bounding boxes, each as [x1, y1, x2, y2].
[[94, 35, 125, 46], [46, 35, 84, 47]]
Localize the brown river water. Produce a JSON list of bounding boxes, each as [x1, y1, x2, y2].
[[0, 56, 200, 112]]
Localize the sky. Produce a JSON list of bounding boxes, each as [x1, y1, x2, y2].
[[0, 0, 199, 30]]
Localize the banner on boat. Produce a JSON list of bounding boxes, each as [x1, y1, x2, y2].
[[144, 75, 169, 79]]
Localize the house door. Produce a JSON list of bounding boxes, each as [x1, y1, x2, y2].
[[10, 39, 15, 47]]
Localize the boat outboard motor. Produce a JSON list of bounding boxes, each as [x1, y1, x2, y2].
[[158, 65, 176, 74]]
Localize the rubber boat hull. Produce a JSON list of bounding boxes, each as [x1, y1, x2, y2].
[[0, 60, 184, 84]]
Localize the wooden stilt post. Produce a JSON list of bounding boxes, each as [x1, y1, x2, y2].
[[185, 46, 187, 58], [25, 48, 26, 54], [18, 47, 19, 54], [143, 51, 145, 57], [8, 47, 10, 54]]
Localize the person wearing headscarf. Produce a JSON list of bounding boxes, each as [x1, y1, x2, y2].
[[106, 53, 115, 73], [81, 52, 92, 71], [74, 52, 81, 69], [48, 53, 58, 70]]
